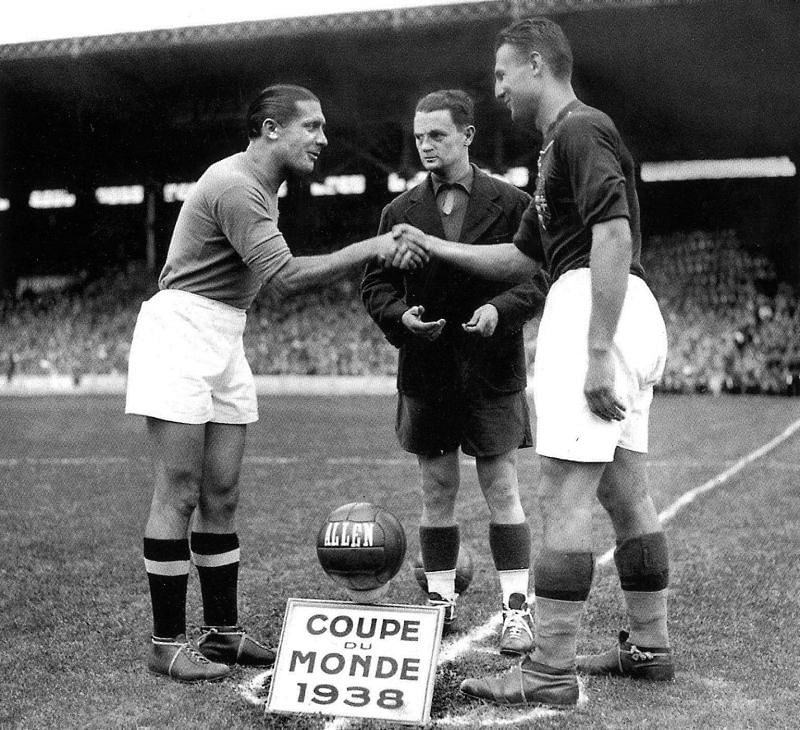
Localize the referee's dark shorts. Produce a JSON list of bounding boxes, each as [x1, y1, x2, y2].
[[396, 388, 532, 458]]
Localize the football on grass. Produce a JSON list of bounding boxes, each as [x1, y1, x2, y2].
[[316, 502, 407, 603]]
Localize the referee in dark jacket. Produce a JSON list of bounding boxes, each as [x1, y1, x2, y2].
[[361, 89, 547, 654]]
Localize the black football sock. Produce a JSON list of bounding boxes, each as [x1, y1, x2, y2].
[[191, 532, 240, 627], [419, 525, 459, 598], [419, 525, 460, 571], [489, 522, 531, 606], [143, 537, 190, 639]]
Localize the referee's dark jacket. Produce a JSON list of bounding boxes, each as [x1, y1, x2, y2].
[[360, 165, 548, 399]]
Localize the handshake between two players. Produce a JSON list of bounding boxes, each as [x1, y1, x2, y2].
[[379, 223, 516, 340], [376, 223, 432, 271]]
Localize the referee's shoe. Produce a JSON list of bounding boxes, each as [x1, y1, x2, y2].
[[499, 592, 534, 656], [426, 592, 458, 633], [576, 630, 674, 681]]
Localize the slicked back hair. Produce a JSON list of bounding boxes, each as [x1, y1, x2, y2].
[[415, 89, 475, 130], [495, 17, 573, 81], [246, 84, 320, 139]]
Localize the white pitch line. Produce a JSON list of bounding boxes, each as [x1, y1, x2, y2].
[[439, 415, 800, 671], [319, 718, 352, 730], [0, 456, 137, 467], [0, 455, 416, 467], [437, 691, 590, 727], [315, 416, 800, 729], [238, 668, 272, 706], [0, 455, 768, 471], [437, 614, 502, 665], [325, 457, 416, 466], [13, 421, 798, 725], [596, 415, 800, 567]]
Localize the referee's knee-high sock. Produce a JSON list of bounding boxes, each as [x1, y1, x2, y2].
[[531, 550, 594, 670], [143, 537, 190, 640], [419, 525, 459, 599], [190, 532, 240, 627], [614, 532, 670, 648], [489, 522, 531, 607]]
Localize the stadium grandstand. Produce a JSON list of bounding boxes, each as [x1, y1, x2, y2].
[[1, 0, 799, 394]]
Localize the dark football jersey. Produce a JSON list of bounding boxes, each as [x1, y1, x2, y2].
[[514, 100, 645, 284]]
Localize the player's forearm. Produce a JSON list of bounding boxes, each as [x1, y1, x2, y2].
[[587, 221, 632, 352], [428, 239, 536, 283], [271, 238, 378, 298]]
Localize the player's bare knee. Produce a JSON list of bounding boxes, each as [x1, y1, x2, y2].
[[421, 484, 458, 522], [199, 481, 240, 519], [158, 466, 202, 517], [483, 481, 523, 522], [536, 487, 565, 526], [598, 479, 649, 518], [421, 462, 459, 503], [597, 482, 625, 514], [486, 488, 520, 513]]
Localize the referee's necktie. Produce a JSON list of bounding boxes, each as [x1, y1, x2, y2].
[[440, 185, 456, 216]]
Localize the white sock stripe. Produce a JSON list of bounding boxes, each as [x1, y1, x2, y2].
[[497, 568, 531, 606], [191, 548, 241, 568], [426, 569, 457, 600], [144, 558, 190, 576]]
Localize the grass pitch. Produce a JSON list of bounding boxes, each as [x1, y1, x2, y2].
[[2, 394, 800, 729]]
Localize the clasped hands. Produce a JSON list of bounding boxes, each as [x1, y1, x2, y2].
[[375, 224, 432, 271], [377, 224, 498, 339]]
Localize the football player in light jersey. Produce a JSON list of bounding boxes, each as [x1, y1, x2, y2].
[[396, 17, 672, 708], [126, 84, 427, 682]]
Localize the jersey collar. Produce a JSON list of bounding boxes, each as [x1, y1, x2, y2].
[[544, 99, 583, 139]]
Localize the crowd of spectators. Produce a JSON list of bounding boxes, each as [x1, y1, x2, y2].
[[642, 230, 800, 395], [1, 264, 153, 383], [244, 279, 398, 376], [2, 230, 800, 395]]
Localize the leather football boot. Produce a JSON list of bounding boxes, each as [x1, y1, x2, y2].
[[197, 625, 275, 667], [148, 634, 232, 682], [577, 630, 674, 681]]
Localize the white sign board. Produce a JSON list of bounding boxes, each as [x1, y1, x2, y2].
[[266, 598, 443, 725]]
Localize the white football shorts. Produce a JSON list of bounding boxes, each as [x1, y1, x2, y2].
[[125, 289, 258, 425], [533, 267, 667, 462]]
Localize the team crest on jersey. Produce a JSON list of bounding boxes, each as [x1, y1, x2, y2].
[[534, 178, 550, 231], [534, 140, 554, 231]]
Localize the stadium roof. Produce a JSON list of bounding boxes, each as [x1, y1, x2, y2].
[[0, 0, 798, 185], [0, 0, 707, 52]]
